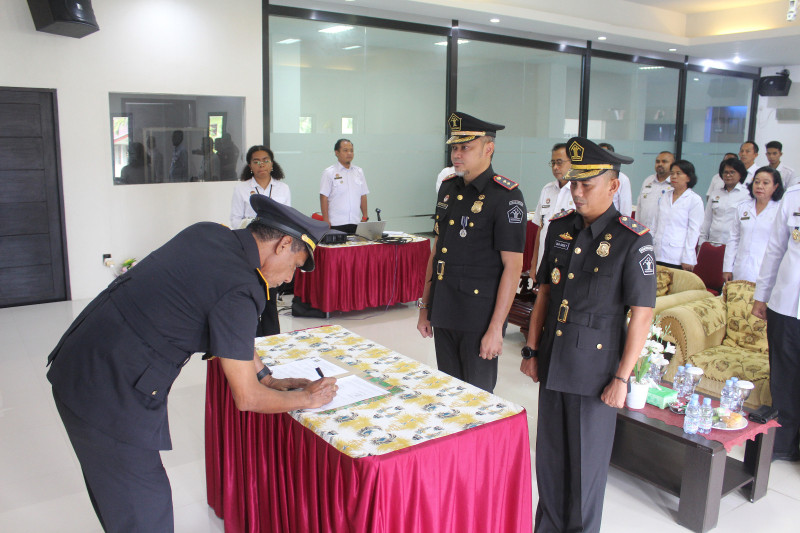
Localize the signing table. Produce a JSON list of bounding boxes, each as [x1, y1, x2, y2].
[[294, 235, 430, 313], [205, 325, 532, 533]]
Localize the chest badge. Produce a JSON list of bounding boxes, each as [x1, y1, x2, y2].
[[597, 241, 611, 257], [793, 228, 800, 242], [551, 267, 561, 285], [558, 232, 573, 240], [471, 201, 483, 213], [443, 195, 449, 202]]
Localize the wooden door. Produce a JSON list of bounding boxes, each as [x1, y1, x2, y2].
[[0, 88, 69, 307]]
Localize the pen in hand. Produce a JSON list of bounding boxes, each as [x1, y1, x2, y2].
[[315, 367, 325, 379]]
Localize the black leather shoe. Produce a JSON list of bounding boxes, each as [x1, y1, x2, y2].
[[771, 451, 800, 462]]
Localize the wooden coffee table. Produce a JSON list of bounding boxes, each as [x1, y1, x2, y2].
[[610, 406, 775, 533]]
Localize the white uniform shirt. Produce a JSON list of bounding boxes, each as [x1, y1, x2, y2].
[[533, 180, 574, 272], [755, 186, 800, 318], [320, 162, 369, 226], [776, 163, 798, 189], [636, 174, 671, 230], [723, 198, 780, 283], [230, 178, 291, 229], [699, 183, 750, 245], [744, 163, 758, 186], [652, 187, 705, 266], [436, 166, 455, 194], [613, 171, 633, 216], [705, 174, 723, 199]]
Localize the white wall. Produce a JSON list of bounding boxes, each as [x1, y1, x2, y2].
[[755, 65, 800, 174], [0, 0, 263, 300]]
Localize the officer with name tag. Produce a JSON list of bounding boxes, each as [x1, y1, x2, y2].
[[47, 196, 337, 532], [416, 111, 527, 393], [520, 137, 656, 533]]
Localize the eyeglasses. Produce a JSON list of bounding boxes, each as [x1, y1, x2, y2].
[[549, 159, 569, 167], [722, 170, 738, 176], [251, 159, 272, 166]]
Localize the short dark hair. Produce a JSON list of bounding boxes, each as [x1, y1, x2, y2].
[[721, 158, 748, 184], [657, 150, 674, 158], [552, 143, 567, 152], [240, 145, 286, 181], [748, 166, 785, 201], [724, 152, 738, 160], [765, 140, 783, 152], [598, 142, 615, 152], [670, 160, 698, 188], [335, 138, 352, 152], [247, 219, 306, 253], [742, 141, 759, 154]]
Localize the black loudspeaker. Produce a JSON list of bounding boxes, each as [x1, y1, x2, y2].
[[28, 0, 99, 38], [758, 75, 792, 97]]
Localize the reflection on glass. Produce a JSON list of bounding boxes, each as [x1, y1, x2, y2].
[[109, 93, 244, 185]]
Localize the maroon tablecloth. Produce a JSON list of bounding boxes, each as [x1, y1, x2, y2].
[[205, 358, 533, 533], [630, 399, 780, 453], [294, 238, 430, 313], [522, 220, 538, 273]]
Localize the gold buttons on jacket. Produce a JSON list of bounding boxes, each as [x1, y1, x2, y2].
[[567, 273, 574, 279], [556, 330, 562, 336], [457, 195, 463, 200], [442, 248, 447, 253], [449, 220, 455, 225], [596, 344, 603, 350], [594, 267, 599, 273], [562, 299, 568, 305], [575, 247, 582, 254], [474, 289, 479, 294], [469, 222, 474, 227], [151, 390, 158, 396]]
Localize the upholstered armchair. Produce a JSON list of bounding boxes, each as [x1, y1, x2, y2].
[[654, 266, 712, 316], [659, 280, 770, 410]]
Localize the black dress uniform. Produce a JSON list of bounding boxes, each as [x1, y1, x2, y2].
[[533, 138, 656, 533], [427, 112, 527, 393], [47, 196, 327, 532]]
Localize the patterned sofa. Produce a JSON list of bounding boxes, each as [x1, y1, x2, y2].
[[658, 280, 770, 410], [654, 266, 712, 316]]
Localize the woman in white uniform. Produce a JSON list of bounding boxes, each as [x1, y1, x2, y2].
[[700, 158, 750, 246], [652, 160, 705, 270], [723, 167, 785, 283], [230, 145, 291, 228]]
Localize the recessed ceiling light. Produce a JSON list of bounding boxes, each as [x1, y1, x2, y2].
[[342, 45, 361, 50], [668, 48, 677, 52], [319, 25, 353, 34], [277, 38, 300, 45], [638, 66, 665, 70], [597, 36, 607, 41], [434, 39, 470, 46], [490, 18, 500, 23], [733, 56, 742, 64]]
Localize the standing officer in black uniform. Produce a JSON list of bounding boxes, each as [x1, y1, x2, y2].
[[520, 138, 656, 533], [47, 196, 338, 532], [416, 111, 527, 393]]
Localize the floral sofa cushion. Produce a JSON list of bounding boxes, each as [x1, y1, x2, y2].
[[656, 267, 673, 297], [722, 281, 768, 354]]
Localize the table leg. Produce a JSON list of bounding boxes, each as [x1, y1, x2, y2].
[[677, 445, 726, 533], [743, 427, 775, 502]]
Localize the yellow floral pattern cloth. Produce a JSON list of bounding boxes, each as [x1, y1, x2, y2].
[[255, 325, 523, 458], [681, 296, 726, 336], [722, 281, 768, 354], [655, 267, 673, 297]]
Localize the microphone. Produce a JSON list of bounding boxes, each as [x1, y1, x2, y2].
[[375, 208, 382, 221]]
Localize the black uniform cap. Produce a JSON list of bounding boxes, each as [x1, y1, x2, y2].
[[249, 195, 329, 272], [446, 111, 505, 144], [565, 137, 634, 181]]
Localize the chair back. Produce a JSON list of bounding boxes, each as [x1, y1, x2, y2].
[[311, 212, 324, 221], [694, 242, 726, 295]]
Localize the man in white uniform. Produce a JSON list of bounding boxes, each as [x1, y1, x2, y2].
[[766, 140, 797, 188], [531, 143, 574, 275], [320, 138, 369, 233], [636, 151, 674, 229], [599, 143, 632, 216], [753, 184, 800, 462], [739, 141, 760, 185]]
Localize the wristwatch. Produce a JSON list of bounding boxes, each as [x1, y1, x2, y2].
[[521, 346, 538, 359], [256, 366, 272, 382], [416, 298, 429, 309]]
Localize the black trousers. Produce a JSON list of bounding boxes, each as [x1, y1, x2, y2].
[[766, 308, 800, 455], [534, 386, 617, 533], [433, 327, 498, 393], [53, 391, 173, 532]]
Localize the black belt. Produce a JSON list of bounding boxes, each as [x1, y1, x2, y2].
[[109, 284, 193, 370]]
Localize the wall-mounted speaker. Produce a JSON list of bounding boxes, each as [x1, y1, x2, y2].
[[758, 74, 792, 97], [27, 0, 99, 38]]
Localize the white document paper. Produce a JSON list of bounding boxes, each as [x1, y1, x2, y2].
[[269, 357, 348, 381], [304, 375, 390, 413]]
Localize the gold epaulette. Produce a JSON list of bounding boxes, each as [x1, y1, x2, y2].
[[493, 175, 518, 190], [442, 173, 457, 182], [619, 216, 649, 235], [549, 209, 575, 221]]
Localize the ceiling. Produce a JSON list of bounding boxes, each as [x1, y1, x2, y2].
[[275, 0, 800, 68]]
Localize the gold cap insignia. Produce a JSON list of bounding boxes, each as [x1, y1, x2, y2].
[[448, 113, 461, 131], [569, 141, 584, 162]]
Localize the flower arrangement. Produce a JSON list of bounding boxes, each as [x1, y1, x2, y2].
[[120, 258, 138, 274], [632, 321, 676, 386]]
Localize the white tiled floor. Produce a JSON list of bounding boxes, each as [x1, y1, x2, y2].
[[1, 297, 798, 532]]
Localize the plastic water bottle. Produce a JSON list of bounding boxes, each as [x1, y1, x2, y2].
[[720, 379, 734, 411], [699, 397, 713, 434], [680, 364, 694, 402], [684, 394, 700, 435], [674, 366, 686, 402]]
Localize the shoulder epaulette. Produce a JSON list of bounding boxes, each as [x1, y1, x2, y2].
[[619, 216, 650, 236], [442, 173, 457, 182], [493, 175, 518, 190], [549, 209, 575, 222]]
